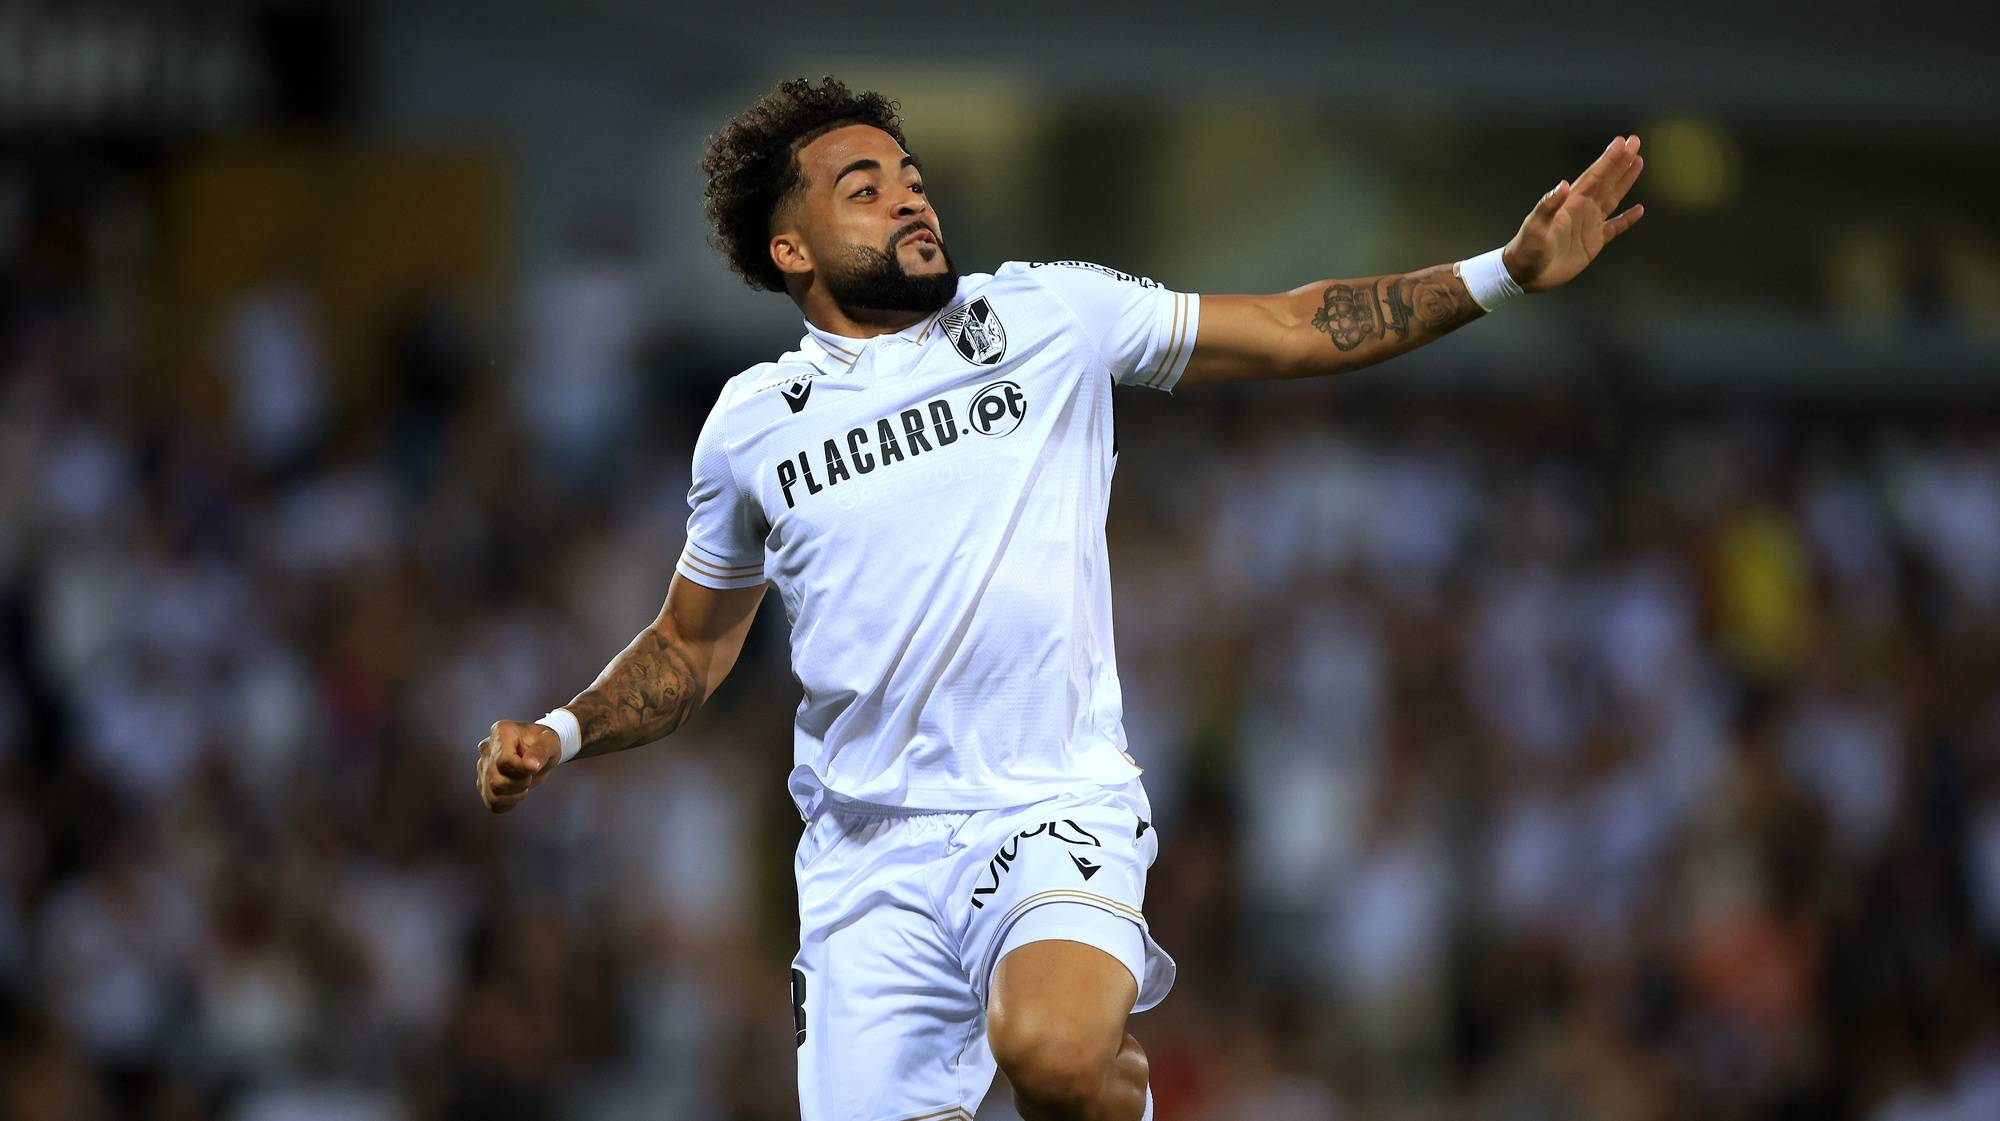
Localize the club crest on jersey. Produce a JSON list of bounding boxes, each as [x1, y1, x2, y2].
[[940, 297, 1007, 365]]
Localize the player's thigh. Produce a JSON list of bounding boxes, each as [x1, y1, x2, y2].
[[985, 918, 1138, 1081], [949, 780, 1175, 1018]]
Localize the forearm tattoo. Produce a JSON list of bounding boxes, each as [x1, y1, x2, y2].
[[1381, 279, 1414, 341], [567, 627, 703, 755], [1309, 283, 1378, 351], [1311, 266, 1475, 353]]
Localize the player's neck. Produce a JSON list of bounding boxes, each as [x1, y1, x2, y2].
[[797, 291, 930, 340]]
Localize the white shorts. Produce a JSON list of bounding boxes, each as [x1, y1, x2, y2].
[[790, 777, 1176, 1121]]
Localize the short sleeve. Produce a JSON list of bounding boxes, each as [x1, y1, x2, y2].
[[1019, 261, 1200, 392], [676, 389, 767, 590]]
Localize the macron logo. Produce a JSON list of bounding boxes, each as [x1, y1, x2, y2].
[[1070, 853, 1101, 881], [781, 379, 812, 414]]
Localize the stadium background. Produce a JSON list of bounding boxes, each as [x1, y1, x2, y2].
[[2, 1, 1997, 1118]]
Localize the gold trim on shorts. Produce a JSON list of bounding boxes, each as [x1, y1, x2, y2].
[[994, 887, 1146, 931], [888, 1107, 974, 1121]]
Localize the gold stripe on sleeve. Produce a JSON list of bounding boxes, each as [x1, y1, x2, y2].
[[683, 544, 763, 572], [679, 552, 762, 582], [1147, 293, 1190, 389]]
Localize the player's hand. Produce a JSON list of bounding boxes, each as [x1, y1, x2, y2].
[[1502, 135, 1646, 293], [476, 719, 562, 813]]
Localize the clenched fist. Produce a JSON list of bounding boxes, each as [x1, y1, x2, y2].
[[476, 720, 562, 813]]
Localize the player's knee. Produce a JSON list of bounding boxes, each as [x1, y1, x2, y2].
[[1112, 1030, 1149, 1084], [990, 1017, 1114, 1109]]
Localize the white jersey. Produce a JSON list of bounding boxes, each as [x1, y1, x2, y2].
[[677, 261, 1200, 819]]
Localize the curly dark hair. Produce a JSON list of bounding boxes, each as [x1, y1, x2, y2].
[[702, 77, 909, 292]]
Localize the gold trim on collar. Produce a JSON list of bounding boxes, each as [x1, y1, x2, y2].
[[811, 339, 857, 368], [815, 334, 860, 360]]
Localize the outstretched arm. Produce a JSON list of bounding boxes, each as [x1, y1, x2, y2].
[[1180, 135, 1645, 387], [476, 574, 766, 813]]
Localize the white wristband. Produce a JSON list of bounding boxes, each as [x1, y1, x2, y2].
[[535, 707, 582, 764], [1454, 247, 1524, 312]]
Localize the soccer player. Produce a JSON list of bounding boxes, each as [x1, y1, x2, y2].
[[475, 77, 1643, 1121]]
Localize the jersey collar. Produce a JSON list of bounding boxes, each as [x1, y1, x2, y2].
[[798, 306, 949, 376]]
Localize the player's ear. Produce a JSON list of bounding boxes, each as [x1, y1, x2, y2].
[[770, 229, 812, 279]]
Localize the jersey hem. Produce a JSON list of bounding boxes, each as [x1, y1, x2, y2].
[[800, 768, 1143, 820]]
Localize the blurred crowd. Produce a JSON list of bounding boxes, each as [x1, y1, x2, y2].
[[2, 161, 1998, 1121]]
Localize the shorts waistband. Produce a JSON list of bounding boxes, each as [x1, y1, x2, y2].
[[813, 800, 971, 822]]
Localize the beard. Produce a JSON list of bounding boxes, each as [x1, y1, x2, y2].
[[820, 224, 959, 320]]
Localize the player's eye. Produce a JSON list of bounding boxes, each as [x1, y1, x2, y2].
[[909, 182, 925, 194], [852, 185, 875, 198]]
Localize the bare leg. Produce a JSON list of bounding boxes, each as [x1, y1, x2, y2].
[[987, 938, 1148, 1121]]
